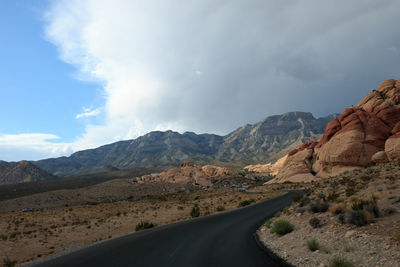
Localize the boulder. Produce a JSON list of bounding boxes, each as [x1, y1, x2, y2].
[[139, 162, 236, 186], [371, 151, 388, 164], [244, 155, 287, 176], [385, 135, 400, 161], [266, 149, 319, 183]]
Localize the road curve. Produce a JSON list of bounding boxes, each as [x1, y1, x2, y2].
[[29, 191, 301, 267]]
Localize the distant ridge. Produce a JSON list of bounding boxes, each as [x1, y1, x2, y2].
[[0, 160, 55, 185], [33, 112, 337, 176]]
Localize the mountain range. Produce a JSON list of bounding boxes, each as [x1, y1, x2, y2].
[[33, 111, 337, 177]]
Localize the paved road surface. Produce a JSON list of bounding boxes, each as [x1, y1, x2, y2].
[[29, 191, 300, 267]]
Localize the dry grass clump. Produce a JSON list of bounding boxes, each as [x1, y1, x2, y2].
[[330, 256, 354, 267], [395, 231, 400, 243], [330, 203, 346, 215], [309, 217, 322, 228], [309, 201, 329, 213], [190, 205, 200, 217], [135, 221, 154, 231], [306, 238, 320, 251]]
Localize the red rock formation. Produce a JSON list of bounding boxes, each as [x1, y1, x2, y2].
[[269, 78, 400, 183], [288, 141, 318, 156], [138, 162, 235, 186]]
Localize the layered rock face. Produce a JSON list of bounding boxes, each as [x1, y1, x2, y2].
[[137, 162, 235, 186], [0, 160, 55, 185], [269, 78, 400, 183]]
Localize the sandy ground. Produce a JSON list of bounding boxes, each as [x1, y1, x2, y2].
[[258, 162, 400, 267], [0, 187, 280, 266]]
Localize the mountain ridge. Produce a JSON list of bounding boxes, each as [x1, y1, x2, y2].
[[0, 160, 55, 185], [33, 111, 337, 176]]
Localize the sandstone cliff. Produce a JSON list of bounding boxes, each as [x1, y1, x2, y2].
[[137, 161, 235, 186], [267, 78, 400, 183]]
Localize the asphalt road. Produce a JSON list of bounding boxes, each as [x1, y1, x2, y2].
[[29, 191, 300, 267]]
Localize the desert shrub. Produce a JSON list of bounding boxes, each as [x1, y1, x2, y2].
[[298, 197, 311, 207], [360, 175, 372, 182], [292, 194, 303, 202], [347, 210, 367, 227], [2, 257, 17, 267], [344, 243, 354, 252], [318, 193, 326, 200], [327, 192, 339, 202], [190, 205, 200, 217], [135, 221, 154, 231], [329, 256, 354, 267], [271, 220, 294, 236], [345, 186, 356, 196], [238, 199, 255, 207], [364, 204, 379, 218], [309, 217, 322, 228], [351, 198, 379, 217], [395, 231, 400, 243], [383, 207, 396, 215], [263, 219, 272, 228], [355, 183, 364, 190], [330, 203, 346, 215], [307, 238, 320, 251], [282, 207, 289, 214], [310, 201, 329, 213], [216, 206, 225, 212]]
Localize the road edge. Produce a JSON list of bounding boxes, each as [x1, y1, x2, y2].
[[253, 232, 295, 267]]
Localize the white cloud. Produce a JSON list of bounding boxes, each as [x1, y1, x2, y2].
[[5, 0, 400, 161], [76, 108, 100, 119], [0, 133, 73, 161]]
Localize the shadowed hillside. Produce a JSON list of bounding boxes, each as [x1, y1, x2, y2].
[[34, 112, 336, 176]]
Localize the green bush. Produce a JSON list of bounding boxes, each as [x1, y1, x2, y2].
[[307, 238, 320, 251], [271, 220, 294, 236], [329, 256, 354, 267], [190, 205, 200, 217], [135, 221, 154, 231]]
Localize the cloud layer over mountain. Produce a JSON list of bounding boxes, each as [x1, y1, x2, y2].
[[2, 0, 400, 161]]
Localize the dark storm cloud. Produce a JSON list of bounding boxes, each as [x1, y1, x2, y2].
[[47, 0, 400, 138]]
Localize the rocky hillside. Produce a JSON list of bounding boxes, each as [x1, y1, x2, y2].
[[34, 112, 335, 176], [34, 131, 224, 176], [138, 161, 235, 186], [268, 78, 400, 183], [0, 161, 55, 185], [218, 112, 337, 163]]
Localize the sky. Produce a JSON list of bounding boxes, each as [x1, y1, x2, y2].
[[1, 0, 400, 161]]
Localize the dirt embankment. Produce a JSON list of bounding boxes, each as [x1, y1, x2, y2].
[[258, 161, 400, 266]]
